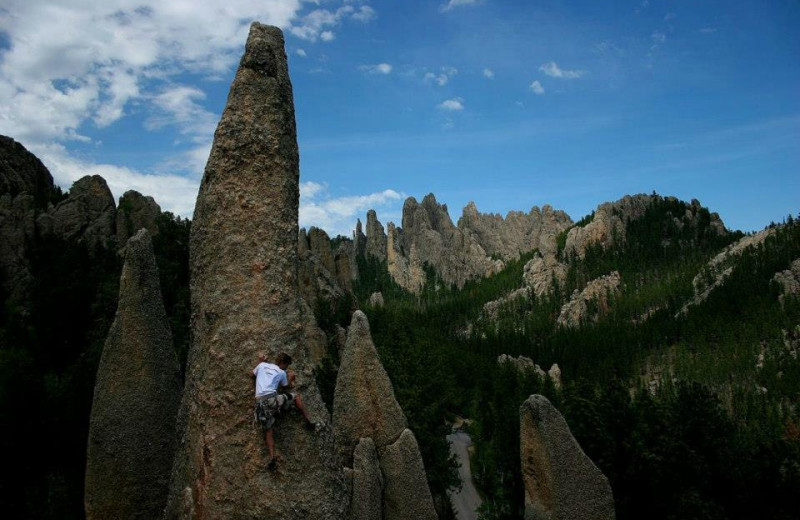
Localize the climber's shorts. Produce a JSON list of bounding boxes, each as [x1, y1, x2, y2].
[[254, 392, 297, 430]]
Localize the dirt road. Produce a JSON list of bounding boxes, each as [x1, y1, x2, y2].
[[447, 431, 483, 520]]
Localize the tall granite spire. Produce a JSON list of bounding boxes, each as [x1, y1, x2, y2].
[[165, 23, 345, 519], [85, 229, 181, 520]]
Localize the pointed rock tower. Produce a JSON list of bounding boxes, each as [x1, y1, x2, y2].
[[85, 229, 181, 520], [520, 395, 615, 520], [165, 23, 345, 519], [334, 311, 437, 520]]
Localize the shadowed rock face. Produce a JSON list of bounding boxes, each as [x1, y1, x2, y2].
[[85, 229, 181, 520], [50, 175, 117, 250], [117, 190, 161, 249], [333, 310, 406, 460], [379, 429, 438, 520], [520, 395, 615, 520], [350, 438, 383, 520], [165, 23, 345, 520]]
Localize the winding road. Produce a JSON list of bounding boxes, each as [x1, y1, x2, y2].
[[447, 431, 483, 520]]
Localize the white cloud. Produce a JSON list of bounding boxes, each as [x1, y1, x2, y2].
[[0, 0, 305, 147], [296, 48, 307, 57], [360, 63, 393, 75], [539, 61, 586, 79], [290, 2, 377, 42], [438, 97, 465, 111], [299, 181, 405, 237], [424, 66, 458, 86], [529, 80, 545, 95], [33, 143, 201, 218], [352, 6, 377, 23], [483, 68, 495, 79], [440, 0, 481, 13]]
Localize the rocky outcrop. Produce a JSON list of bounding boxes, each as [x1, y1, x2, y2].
[[334, 310, 407, 459], [356, 195, 571, 293], [773, 258, 800, 306], [459, 201, 572, 260], [681, 228, 775, 315], [379, 429, 438, 520], [334, 246, 354, 291], [350, 438, 383, 520], [557, 271, 621, 328], [366, 210, 387, 262], [0, 135, 55, 210], [85, 229, 181, 520], [333, 310, 436, 519], [399, 194, 503, 290], [520, 395, 615, 520], [45, 175, 117, 250], [483, 287, 531, 321], [309, 227, 336, 275], [0, 136, 56, 304], [386, 221, 424, 293], [563, 195, 726, 260], [498, 354, 561, 387], [368, 291, 385, 308], [116, 190, 161, 249], [165, 24, 346, 520], [522, 251, 568, 297]]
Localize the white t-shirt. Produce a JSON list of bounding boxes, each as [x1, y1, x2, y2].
[[253, 362, 288, 397]]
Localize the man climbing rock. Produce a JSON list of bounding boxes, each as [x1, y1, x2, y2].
[[252, 352, 317, 470]]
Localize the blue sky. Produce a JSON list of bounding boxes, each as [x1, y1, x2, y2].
[[1, 0, 798, 236]]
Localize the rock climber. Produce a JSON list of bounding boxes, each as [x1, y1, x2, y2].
[[252, 352, 316, 471]]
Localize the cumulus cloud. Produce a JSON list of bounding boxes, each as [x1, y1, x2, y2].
[[290, 1, 377, 42], [0, 1, 381, 217], [360, 63, 393, 75], [483, 68, 495, 79], [296, 48, 307, 57], [539, 61, 586, 79], [440, 0, 481, 13], [0, 0, 307, 148], [299, 181, 405, 237], [438, 98, 465, 111], [529, 80, 545, 95], [32, 143, 201, 218]]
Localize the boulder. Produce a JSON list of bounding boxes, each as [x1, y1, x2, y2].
[[85, 229, 181, 520], [379, 429, 438, 520], [350, 438, 383, 520], [164, 23, 346, 520], [333, 310, 406, 460], [520, 395, 615, 520]]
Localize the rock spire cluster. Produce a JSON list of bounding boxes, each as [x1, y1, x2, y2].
[[334, 310, 437, 520]]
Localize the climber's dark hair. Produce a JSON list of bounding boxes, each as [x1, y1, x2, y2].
[[276, 352, 292, 367]]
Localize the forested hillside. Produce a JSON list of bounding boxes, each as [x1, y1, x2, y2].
[[331, 198, 800, 520]]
